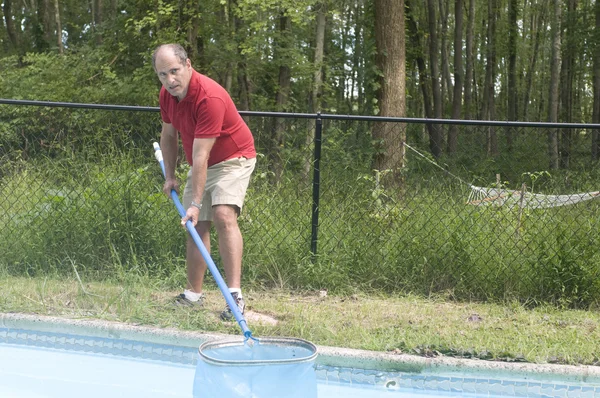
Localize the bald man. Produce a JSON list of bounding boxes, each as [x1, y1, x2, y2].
[[153, 43, 256, 321]]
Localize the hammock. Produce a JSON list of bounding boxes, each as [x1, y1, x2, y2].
[[403, 143, 600, 210], [467, 186, 600, 209]]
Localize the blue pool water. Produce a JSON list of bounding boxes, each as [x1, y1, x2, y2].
[[1, 327, 599, 398]]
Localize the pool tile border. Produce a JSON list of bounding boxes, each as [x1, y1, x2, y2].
[[2, 313, 600, 397]]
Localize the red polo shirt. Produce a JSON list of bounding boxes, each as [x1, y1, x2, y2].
[[159, 69, 256, 167]]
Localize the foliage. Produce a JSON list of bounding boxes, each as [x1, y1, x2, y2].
[[6, 141, 600, 308], [1, 0, 596, 122], [0, 153, 183, 280], [0, 50, 157, 106]]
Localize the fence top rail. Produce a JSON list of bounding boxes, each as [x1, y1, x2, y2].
[[2, 98, 600, 129]]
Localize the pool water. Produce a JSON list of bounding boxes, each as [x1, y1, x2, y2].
[[1, 328, 598, 398], [0, 343, 461, 398]]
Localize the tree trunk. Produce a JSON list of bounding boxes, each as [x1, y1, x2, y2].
[[311, 2, 326, 114], [547, 0, 562, 169], [406, 0, 432, 120], [3, 0, 20, 51], [34, 0, 52, 51], [353, 0, 365, 113], [275, 14, 292, 111], [222, 2, 233, 92], [272, 13, 292, 182], [304, 2, 327, 178], [232, 0, 250, 112], [448, 0, 463, 153], [593, 0, 600, 161], [439, 0, 453, 108], [483, 0, 498, 156], [43, 0, 53, 45], [54, 0, 63, 54], [464, 0, 475, 120], [427, 0, 443, 158], [559, 0, 578, 169], [187, 0, 201, 63], [93, 0, 102, 45], [506, 0, 518, 149], [349, 0, 363, 113], [336, 5, 351, 110], [523, 1, 547, 121], [373, 0, 406, 185]]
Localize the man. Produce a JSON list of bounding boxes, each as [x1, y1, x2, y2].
[[153, 43, 256, 321]]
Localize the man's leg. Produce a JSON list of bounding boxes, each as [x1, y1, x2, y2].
[[186, 221, 212, 293], [212, 205, 243, 288]]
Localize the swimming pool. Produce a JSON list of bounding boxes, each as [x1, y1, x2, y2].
[[1, 314, 599, 397]]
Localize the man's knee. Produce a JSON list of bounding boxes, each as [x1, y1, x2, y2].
[[213, 205, 240, 229]]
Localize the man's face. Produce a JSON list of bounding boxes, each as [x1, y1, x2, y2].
[[154, 49, 192, 100]]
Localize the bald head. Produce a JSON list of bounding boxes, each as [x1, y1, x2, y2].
[[152, 44, 188, 71], [153, 44, 193, 100]]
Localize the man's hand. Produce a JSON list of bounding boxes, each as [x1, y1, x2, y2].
[[163, 178, 179, 198], [181, 206, 200, 227]]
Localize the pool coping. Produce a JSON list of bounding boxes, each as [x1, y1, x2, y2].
[[2, 312, 600, 386]]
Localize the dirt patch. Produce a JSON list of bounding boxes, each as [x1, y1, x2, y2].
[[245, 310, 278, 326]]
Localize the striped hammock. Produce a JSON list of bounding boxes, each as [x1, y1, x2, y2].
[[467, 186, 600, 209], [403, 142, 600, 210]]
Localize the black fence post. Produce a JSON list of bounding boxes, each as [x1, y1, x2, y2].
[[310, 114, 323, 261]]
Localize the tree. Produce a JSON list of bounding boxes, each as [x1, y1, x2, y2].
[[426, 0, 443, 158], [448, 0, 463, 153], [522, 0, 548, 121], [310, 2, 326, 114], [592, 0, 600, 161], [3, 0, 600, 137], [92, 0, 103, 44], [559, 0, 579, 169], [506, 0, 518, 149], [547, 0, 562, 169], [231, 0, 250, 112], [406, 0, 432, 120], [54, 0, 63, 54], [439, 0, 453, 108], [373, 0, 406, 182], [186, 0, 201, 64], [463, 0, 475, 120], [482, 0, 499, 155], [3, 0, 20, 52], [305, 1, 327, 177], [32, 0, 53, 51], [270, 10, 293, 181]]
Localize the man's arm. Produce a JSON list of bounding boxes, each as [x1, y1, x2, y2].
[[182, 137, 216, 226], [160, 122, 179, 197]]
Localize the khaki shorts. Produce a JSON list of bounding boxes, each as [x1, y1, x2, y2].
[[182, 157, 256, 221]]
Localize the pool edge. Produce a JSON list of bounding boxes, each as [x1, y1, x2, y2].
[[2, 312, 599, 384]]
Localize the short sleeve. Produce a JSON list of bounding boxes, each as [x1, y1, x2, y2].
[[159, 88, 172, 124], [194, 97, 226, 138]]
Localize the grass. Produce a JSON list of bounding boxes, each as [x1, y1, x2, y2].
[[1, 273, 599, 367], [3, 150, 600, 306]]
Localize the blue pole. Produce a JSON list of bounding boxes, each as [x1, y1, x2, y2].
[[153, 142, 252, 339]]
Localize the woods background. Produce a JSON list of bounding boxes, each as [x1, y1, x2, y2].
[[1, 1, 599, 124]]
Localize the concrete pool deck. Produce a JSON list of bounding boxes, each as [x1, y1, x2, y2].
[[2, 312, 600, 387]]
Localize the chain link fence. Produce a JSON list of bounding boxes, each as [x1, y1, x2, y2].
[[1, 100, 600, 306]]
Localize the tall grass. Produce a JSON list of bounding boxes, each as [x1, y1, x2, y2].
[[2, 150, 600, 308], [2, 110, 600, 308], [0, 154, 184, 283], [2, 149, 600, 308]]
